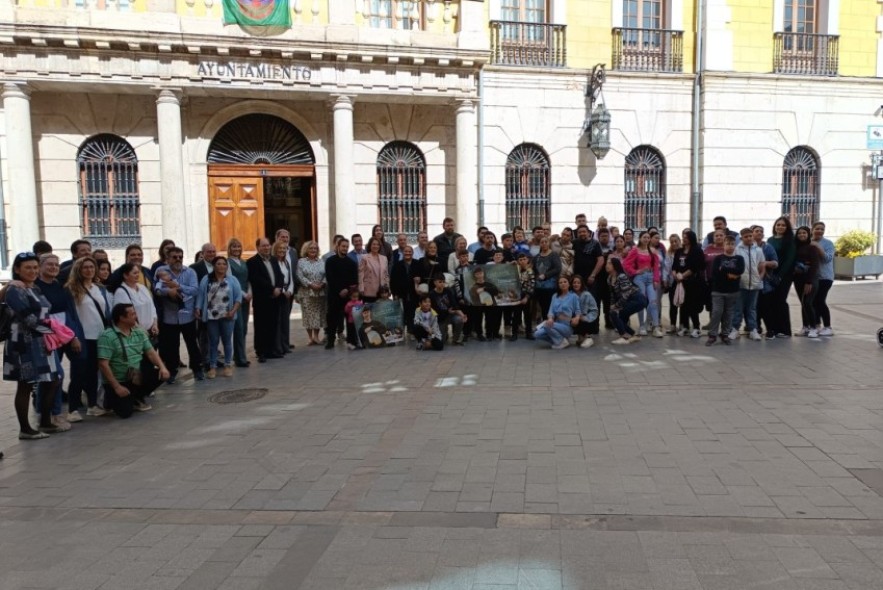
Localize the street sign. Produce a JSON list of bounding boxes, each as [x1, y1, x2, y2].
[[868, 125, 883, 149]]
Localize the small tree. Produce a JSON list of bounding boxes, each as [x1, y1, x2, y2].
[[834, 230, 877, 258]]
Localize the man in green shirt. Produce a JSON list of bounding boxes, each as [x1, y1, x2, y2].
[[97, 304, 170, 418]]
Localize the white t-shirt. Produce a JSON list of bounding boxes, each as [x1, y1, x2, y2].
[[114, 283, 157, 331]]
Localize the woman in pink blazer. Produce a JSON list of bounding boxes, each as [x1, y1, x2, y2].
[[359, 237, 390, 302]]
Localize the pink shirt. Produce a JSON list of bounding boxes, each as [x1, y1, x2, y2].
[[622, 247, 660, 283]]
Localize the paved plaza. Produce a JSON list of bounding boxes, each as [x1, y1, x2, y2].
[[1, 282, 883, 589]]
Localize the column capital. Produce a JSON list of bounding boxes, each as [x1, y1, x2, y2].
[[2, 82, 30, 102], [155, 88, 183, 106], [330, 94, 355, 111], [455, 99, 475, 114]]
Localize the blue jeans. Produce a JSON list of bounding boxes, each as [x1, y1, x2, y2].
[[534, 321, 573, 346], [612, 293, 648, 336], [633, 272, 659, 326], [731, 289, 760, 332], [207, 318, 235, 367], [36, 351, 64, 416]]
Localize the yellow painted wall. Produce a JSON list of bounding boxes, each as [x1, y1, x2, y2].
[[681, 0, 695, 74], [567, 0, 612, 70], [838, 0, 878, 77], [727, 0, 774, 73]]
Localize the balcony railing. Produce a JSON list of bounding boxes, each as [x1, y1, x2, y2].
[[773, 32, 839, 76], [611, 28, 683, 73], [490, 21, 566, 68]]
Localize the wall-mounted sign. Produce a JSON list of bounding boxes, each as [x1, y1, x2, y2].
[[867, 125, 883, 150], [197, 61, 312, 82]]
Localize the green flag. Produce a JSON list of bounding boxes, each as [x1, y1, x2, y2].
[[222, 0, 291, 27]]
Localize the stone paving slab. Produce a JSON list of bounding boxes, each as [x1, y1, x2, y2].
[[0, 282, 881, 588]]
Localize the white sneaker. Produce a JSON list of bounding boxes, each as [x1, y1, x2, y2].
[[652, 327, 664, 338], [86, 406, 110, 417], [676, 328, 686, 337], [727, 328, 739, 340], [611, 337, 631, 345], [749, 329, 762, 341], [134, 401, 152, 412], [690, 329, 701, 338], [799, 326, 810, 336], [819, 327, 834, 337], [666, 326, 678, 334], [807, 329, 819, 339], [638, 327, 648, 336], [580, 337, 594, 349], [551, 340, 570, 350], [66, 411, 83, 423]]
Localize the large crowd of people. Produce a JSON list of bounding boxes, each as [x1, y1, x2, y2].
[[0, 213, 836, 451]]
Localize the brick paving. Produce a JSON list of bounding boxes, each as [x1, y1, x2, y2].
[[1, 281, 882, 589]]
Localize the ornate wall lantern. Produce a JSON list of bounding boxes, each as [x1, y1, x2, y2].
[[585, 64, 611, 159]]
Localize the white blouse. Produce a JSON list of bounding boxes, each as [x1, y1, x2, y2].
[[75, 284, 113, 340], [114, 282, 157, 331]]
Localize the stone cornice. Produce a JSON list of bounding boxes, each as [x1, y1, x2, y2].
[[0, 22, 488, 70]]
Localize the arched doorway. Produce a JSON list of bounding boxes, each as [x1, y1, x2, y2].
[[207, 114, 316, 257]]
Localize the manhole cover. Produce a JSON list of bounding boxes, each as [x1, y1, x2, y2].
[[208, 388, 268, 404]]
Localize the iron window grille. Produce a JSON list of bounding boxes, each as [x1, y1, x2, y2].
[[77, 134, 141, 248], [207, 114, 314, 165], [505, 144, 551, 231], [782, 147, 820, 228], [377, 141, 427, 241], [624, 146, 666, 232]]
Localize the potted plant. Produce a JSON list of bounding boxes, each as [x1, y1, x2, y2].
[[833, 230, 883, 279]]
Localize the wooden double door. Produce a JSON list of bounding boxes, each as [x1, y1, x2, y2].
[[208, 164, 315, 258]]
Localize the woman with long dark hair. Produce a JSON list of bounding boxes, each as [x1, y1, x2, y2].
[[623, 231, 662, 337], [671, 230, 705, 337], [359, 237, 390, 303], [196, 256, 242, 378], [767, 216, 796, 338], [150, 239, 176, 274], [792, 226, 822, 338], [533, 276, 581, 350], [371, 225, 394, 259]]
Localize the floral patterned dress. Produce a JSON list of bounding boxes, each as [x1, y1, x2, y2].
[[296, 256, 327, 329], [3, 285, 60, 383]]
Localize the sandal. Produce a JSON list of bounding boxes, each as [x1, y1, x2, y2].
[[19, 431, 49, 440]]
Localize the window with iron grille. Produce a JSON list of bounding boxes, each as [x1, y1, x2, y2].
[[77, 134, 141, 248], [505, 144, 551, 231], [377, 141, 426, 241], [624, 146, 666, 232], [782, 147, 820, 228]]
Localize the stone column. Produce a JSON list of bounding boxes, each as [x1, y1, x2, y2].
[[455, 99, 478, 235], [2, 83, 40, 255], [155, 89, 187, 244], [332, 95, 356, 237]]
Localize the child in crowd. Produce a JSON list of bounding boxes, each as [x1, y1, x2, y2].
[[707, 236, 745, 346], [510, 252, 536, 341], [343, 287, 363, 350], [413, 295, 444, 351]]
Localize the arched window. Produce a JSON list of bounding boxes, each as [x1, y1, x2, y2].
[[782, 147, 820, 228], [77, 134, 140, 247], [377, 141, 426, 241], [624, 146, 666, 232], [505, 144, 550, 231]]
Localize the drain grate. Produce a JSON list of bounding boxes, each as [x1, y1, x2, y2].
[[208, 388, 268, 404]]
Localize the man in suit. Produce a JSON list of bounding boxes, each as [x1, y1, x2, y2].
[[247, 237, 284, 363], [274, 229, 299, 350], [324, 238, 358, 349]]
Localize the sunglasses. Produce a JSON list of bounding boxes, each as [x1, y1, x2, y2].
[[15, 251, 36, 259]]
